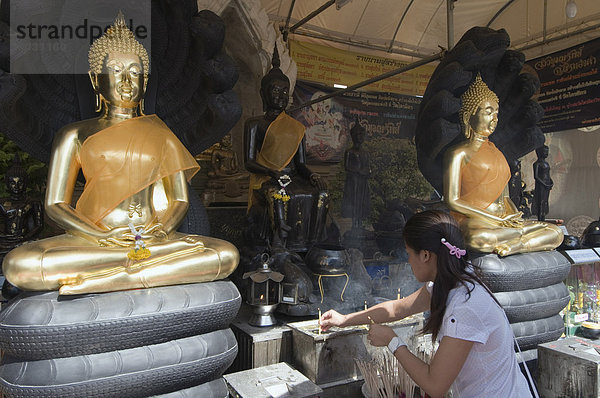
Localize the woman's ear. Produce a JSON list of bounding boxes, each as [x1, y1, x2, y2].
[[420, 250, 430, 262]]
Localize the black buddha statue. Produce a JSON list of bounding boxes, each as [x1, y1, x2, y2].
[[508, 158, 531, 218], [341, 116, 371, 230], [244, 46, 328, 251], [0, 154, 43, 299], [0, 154, 43, 260], [533, 144, 553, 222], [508, 159, 523, 212]]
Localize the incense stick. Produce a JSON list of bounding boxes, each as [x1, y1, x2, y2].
[[355, 334, 444, 398]]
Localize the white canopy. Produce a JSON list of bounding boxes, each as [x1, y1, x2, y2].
[[261, 0, 600, 61]]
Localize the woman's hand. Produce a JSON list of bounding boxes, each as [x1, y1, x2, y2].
[[367, 323, 397, 347], [320, 309, 346, 332]]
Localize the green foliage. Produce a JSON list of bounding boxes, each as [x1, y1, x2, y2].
[[0, 133, 47, 199], [329, 138, 433, 224]]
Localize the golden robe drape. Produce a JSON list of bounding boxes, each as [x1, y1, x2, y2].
[[248, 112, 305, 210], [451, 140, 511, 223], [76, 115, 200, 224]]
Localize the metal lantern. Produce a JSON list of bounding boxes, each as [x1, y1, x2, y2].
[[243, 253, 284, 327]]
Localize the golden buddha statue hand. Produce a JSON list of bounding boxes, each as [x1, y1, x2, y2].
[[443, 74, 562, 256], [2, 12, 238, 295]]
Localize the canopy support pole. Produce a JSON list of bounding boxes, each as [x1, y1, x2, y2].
[[447, 0, 456, 50], [543, 0, 548, 42], [281, 0, 296, 41], [515, 22, 600, 52], [289, 0, 335, 34], [388, 0, 415, 53], [288, 51, 444, 112]]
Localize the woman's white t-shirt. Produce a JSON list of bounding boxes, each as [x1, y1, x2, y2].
[[427, 281, 533, 397]]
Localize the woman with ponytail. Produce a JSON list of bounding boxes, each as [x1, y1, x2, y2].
[[320, 210, 532, 397]]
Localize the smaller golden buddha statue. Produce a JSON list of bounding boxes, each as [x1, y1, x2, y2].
[[443, 74, 562, 256], [2, 13, 238, 295]]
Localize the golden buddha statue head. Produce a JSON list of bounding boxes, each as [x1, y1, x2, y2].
[[460, 73, 499, 139], [88, 12, 150, 112]]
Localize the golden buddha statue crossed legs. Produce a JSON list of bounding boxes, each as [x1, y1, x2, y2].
[[3, 13, 238, 295], [443, 74, 562, 256]]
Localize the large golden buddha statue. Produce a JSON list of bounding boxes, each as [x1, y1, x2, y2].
[[2, 13, 239, 295], [443, 74, 562, 256]]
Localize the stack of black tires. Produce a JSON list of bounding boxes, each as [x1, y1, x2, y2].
[[0, 281, 240, 397], [473, 251, 571, 361]]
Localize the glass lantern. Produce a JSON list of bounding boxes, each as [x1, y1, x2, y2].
[[243, 253, 284, 326]]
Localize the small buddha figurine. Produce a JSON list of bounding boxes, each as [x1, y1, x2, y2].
[[206, 133, 248, 198], [532, 144, 553, 222], [2, 13, 238, 295], [244, 45, 328, 250], [341, 116, 371, 230], [0, 154, 43, 258], [443, 74, 562, 256], [508, 158, 523, 211], [208, 134, 244, 179], [508, 158, 531, 218]]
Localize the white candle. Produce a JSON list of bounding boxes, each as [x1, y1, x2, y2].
[[318, 308, 322, 335]]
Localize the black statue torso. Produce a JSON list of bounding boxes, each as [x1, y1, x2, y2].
[[244, 112, 328, 251]]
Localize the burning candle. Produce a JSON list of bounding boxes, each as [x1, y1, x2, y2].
[[364, 300, 368, 311], [397, 288, 401, 301], [260, 294, 264, 304]]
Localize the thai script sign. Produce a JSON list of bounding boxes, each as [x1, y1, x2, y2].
[[290, 40, 434, 96], [526, 37, 600, 132]]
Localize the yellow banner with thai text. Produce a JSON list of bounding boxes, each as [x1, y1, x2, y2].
[[289, 40, 435, 96]]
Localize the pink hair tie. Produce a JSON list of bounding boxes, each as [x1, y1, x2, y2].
[[441, 238, 466, 259]]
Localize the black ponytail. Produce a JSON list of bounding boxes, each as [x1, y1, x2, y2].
[[403, 210, 497, 341]]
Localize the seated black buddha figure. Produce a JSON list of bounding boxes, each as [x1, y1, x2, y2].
[[0, 154, 43, 299], [208, 134, 243, 179], [0, 154, 43, 261], [206, 133, 248, 198], [244, 46, 328, 252]]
